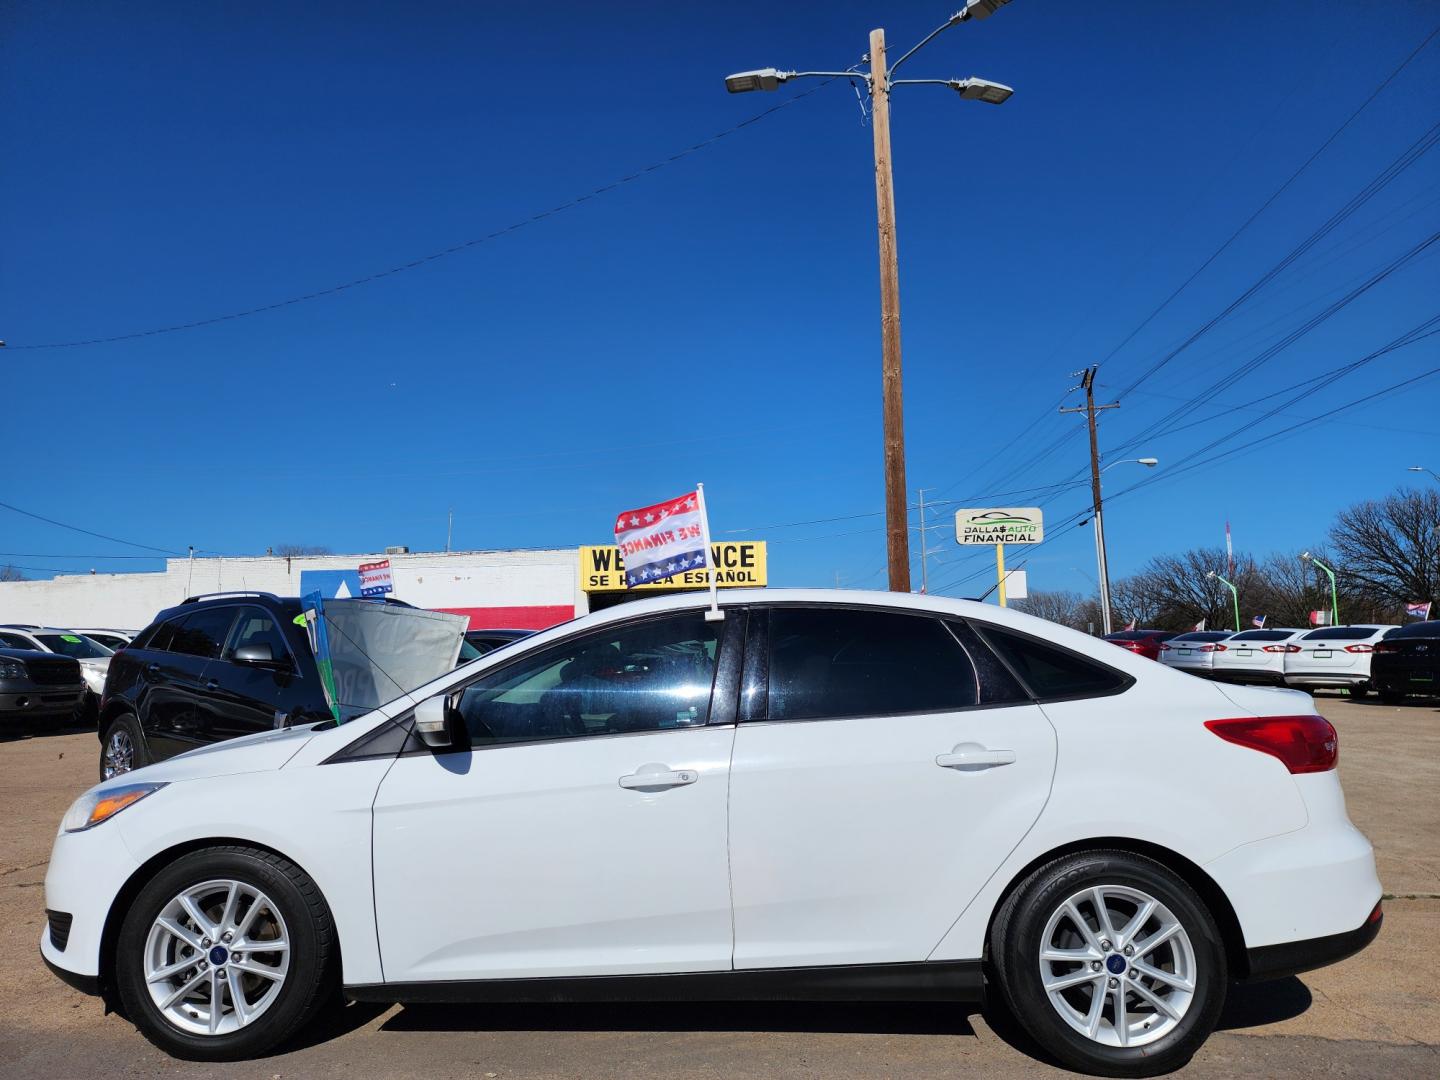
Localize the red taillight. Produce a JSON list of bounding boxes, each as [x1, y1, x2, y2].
[[1374, 641, 1401, 654], [1368, 901, 1384, 924], [1159, 643, 1172, 651], [1204, 715, 1338, 774], [1263, 644, 1301, 653], [1344, 644, 1374, 654], [1199, 643, 1226, 653]]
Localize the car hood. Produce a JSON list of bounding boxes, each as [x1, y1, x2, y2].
[[126, 723, 322, 785]]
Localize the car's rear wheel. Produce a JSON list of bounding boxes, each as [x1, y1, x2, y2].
[[989, 850, 1227, 1077], [100, 714, 148, 780], [115, 846, 336, 1060], [1379, 689, 1405, 705]]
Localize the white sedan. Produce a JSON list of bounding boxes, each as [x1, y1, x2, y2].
[[41, 590, 1381, 1076], [1283, 625, 1399, 696], [1157, 630, 1235, 676], [1208, 628, 1306, 685]]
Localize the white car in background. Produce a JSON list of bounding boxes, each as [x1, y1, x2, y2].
[[1209, 628, 1305, 685], [0, 625, 114, 698], [72, 628, 137, 652], [40, 590, 1381, 1076], [1157, 630, 1235, 676], [1284, 625, 1399, 696]]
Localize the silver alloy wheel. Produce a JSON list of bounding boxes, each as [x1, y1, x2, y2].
[[102, 729, 134, 779], [142, 879, 291, 1036], [1038, 884, 1197, 1049]]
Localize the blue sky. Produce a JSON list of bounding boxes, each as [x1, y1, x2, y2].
[[2, 0, 1437, 597]]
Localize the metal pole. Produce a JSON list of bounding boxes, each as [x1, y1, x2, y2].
[[996, 543, 1007, 607], [870, 28, 911, 593], [695, 483, 723, 621], [1314, 557, 1340, 626], [446, 508, 453, 553]]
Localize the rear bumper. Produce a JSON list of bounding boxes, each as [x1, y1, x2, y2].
[[1211, 667, 1286, 685], [1246, 903, 1382, 981], [1285, 673, 1368, 689]]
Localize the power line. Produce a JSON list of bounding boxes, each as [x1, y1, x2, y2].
[[7, 82, 839, 351], [1097, 20, 1440, 380], [0, 499, 186, 556]]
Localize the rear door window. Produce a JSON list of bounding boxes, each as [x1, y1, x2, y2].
[[976, 625, 1131, 700], [765, 607, 979, 721], [170, 608, 239, 659]]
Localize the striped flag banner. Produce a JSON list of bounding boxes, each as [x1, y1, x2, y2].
[[1406, 601, 1433, 620]]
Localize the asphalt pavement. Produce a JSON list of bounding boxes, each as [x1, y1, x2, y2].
[[3, 693, 1437, 1078]]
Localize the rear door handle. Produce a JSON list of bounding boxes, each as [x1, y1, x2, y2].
[[936, 748, 1016, 769], [619, 766, 699, 791], [203, 678, 220, 691], [146, 662, 160, 675]]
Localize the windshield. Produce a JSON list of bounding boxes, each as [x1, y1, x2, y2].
[[35, 633, 112, 659]]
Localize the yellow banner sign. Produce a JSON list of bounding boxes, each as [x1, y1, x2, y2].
[[580, 542, 767, 592]]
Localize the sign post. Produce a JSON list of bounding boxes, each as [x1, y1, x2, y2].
[[955, 508, 1044, 606]]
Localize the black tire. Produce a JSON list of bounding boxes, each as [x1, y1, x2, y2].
[[114, 845, 336, 1061], [1379, 689, 1405, 706], [99, 713, 149, 780], [989, 850, 1227, 1078], [1348, 684, 1369, 700]]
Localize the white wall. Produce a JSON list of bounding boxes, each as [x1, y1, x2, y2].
[[0, 549, 584, 631]]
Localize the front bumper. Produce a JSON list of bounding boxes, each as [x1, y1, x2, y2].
[[40, 813, 142, 989], [0, 688, 84, 718], [1246, 902, 1383, 981]]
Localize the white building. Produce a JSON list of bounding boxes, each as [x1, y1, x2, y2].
[[0, 548, 584, 632]]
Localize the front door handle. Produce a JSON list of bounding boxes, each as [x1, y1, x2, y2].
[[619, 764, 699, 791], [936, 746, 1016, 770], [146, 662, 161, 676], [203, 678, 220, 691]]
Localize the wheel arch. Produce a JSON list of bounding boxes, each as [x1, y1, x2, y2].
[[96, 837, 337, 1002], [983, 837, 1250, 979]]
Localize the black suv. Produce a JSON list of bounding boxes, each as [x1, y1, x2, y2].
[[1, 647, 85, 726], [99, 592, 335, 780]]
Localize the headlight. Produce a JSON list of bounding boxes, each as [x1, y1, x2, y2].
[[0, 660, 25, 680], [81, 666, 106, 694], [61, 782, 167, 833]]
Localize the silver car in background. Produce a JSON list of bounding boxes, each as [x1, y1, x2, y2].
[[1157, 630, 1234, 676], [1284, 624, 1398, 696], [1209, 627, 1305, 685]]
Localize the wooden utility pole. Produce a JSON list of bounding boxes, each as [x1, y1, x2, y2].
[[870, 28, 911, 593], [1060, 367, 1120, 633]]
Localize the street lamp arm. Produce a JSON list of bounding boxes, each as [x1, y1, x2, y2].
[[889, 79, 957, 87]]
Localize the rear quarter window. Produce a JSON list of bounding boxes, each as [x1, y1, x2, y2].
[[976, 625, 1132, 700]]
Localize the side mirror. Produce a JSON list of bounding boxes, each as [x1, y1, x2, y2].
[[233, 642, 291, 669], [413, 695, 459, 750]]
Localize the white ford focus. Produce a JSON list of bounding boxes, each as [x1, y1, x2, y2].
[[41, 591, 1381, 1076]]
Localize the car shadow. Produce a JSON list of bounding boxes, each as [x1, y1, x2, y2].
[[0, 720, 93, 744], [1346, 694, 1440, 710], [379, 999, 978, 1038], [1217, 976, 1313, 1029]]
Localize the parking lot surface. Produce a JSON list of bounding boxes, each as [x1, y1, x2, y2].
[[3, 694, 1437, 1078]]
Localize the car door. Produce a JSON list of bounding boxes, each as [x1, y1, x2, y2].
[[194, 605, 307, 743], [371, 608, 742, 984], [727, 605, 1058, 970], [144, 606, 239, 758]]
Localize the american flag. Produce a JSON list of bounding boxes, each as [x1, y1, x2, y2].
[[1406, 601, 1433, 620], [614, 491, 708, 588], [1251, 614, 1266, 628]]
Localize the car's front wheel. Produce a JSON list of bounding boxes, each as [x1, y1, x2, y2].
[[989, 850, 1227, 1077], [115, 846, 336, 1060]]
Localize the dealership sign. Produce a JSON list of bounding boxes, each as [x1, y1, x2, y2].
[[580, 542, 767, 592], [358, 558, 394, 597], [954, 507, 1045, 545]]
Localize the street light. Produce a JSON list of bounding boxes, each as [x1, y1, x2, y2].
[[1300, 551, 1340, 627], [1206, 570, 1241, 633], [1409, 465, 1440, 482], [1084, 456, 1158, 634], [724, 3, 1016, 593]]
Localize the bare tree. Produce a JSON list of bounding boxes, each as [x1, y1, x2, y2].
[[1253, 551, 1329, 628], [0, 564, 27, 582], [1013, 590, 1092, 630], [270, 544, 333, 557], [1329, 487, 1440, 612], [1127, 547, 1262, 632]]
